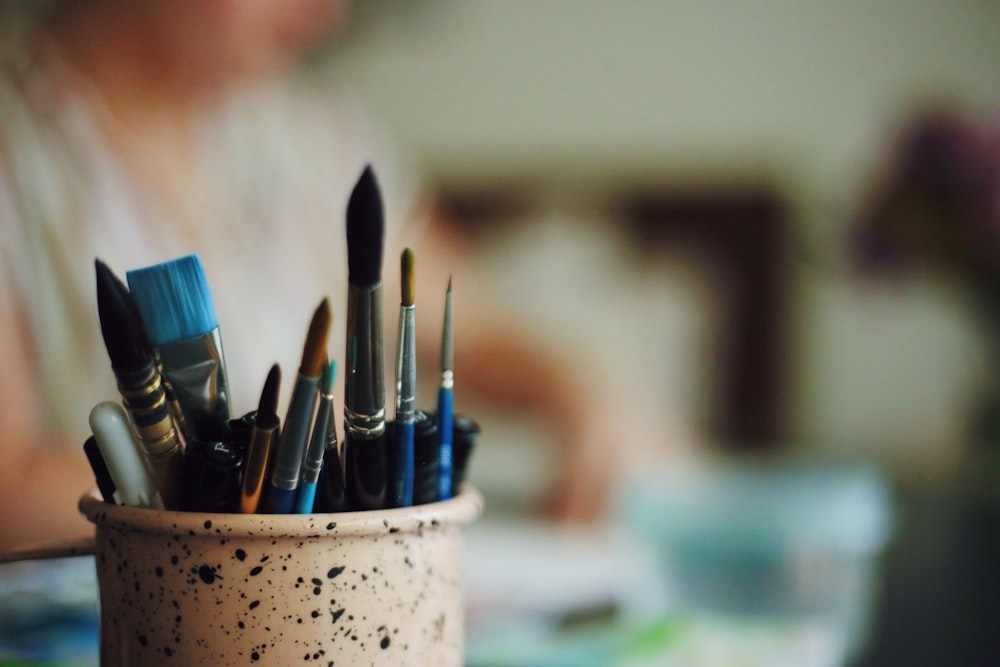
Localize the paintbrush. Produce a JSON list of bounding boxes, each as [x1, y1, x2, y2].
[[436, 276, 454, 500], [126, 254, 231, 442], [240, 363, 281, 513], [342, 165, 390, 511], [391, 248, 417, 507], [262, 298, 331, 513], [95, 259, 183, 508], [295, 359, 337, 513]]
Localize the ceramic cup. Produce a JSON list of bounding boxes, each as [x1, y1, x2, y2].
[[78, 486, 483, 667]]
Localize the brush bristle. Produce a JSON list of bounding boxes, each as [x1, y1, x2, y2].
[[95, 258, 154, 373], [441, 275, 453, 373], [126, 254, 219, 345], [256, 363, 281, 429], [346, 165, 384, 286], [301, 298, 332, 378], [320, 358, 337, 394], [401, 248, 415, 307]]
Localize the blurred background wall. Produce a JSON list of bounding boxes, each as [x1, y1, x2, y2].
[[321, 0, 1000, 499]]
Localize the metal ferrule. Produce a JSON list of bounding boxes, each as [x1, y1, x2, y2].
[[345, 283, 385, 440], [344, 405, 386, 439], [301, 393, 334, 485], [158, 328, 231, 441], [396, 305, 417, 424], [441, 369, 454, 391], [241, 423, 278, 513], [116, 363, 179, 454], [271, 373, 319, 491]]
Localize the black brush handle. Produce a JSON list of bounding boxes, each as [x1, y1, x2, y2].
[[343, 431, 388, 511], [315, 446, 348, 513]]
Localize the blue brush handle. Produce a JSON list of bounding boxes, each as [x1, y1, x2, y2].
[[295, 482, 318, 514], [264, 486, 296, 514], [392, 421, 415, 508], [436, 388, 453, 501]]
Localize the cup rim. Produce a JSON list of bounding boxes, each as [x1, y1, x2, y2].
[[79, 486, 483, 538]]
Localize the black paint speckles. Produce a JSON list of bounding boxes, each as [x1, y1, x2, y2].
[[251, 650, 260, 661], [197, 564, 221, 584], [330, 609, 345, 624], [204, 520, 212, 529], [381, 636, 391, 649], [249, 566, 264, 576], [326, 522, 336, 530], [155, 566, 164, 577], [235, 548, 247, 561], [249, 600, 261, 610], [327, 566, 344, 579]]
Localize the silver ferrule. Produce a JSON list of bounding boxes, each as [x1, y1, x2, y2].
[[271, 373, 319, 490], [441, 369, 454, 391], [301, 394, 333, 485], [396, 305, 417, 423], [157, 328, 231, 440], [345, 283, 385, 439], [344, 405, 386, 440]]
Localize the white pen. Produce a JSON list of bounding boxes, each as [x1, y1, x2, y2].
[[89, 401, 165, 509]]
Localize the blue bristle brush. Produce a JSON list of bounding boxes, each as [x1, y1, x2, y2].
[[127, 254, 232, 442]]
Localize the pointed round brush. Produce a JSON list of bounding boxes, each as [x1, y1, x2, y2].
[[343, 165, 389, 510], [95, 259, 182, 508], [391, 248, 417, 507]]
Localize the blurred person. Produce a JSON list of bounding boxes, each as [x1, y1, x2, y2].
[[0, 0, 678, 549]]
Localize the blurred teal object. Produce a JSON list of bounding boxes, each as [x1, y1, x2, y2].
[[616, 461, 893, 663], [0, 557, 99, 667]]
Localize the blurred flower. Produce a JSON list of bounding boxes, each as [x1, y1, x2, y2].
[[853, 107, 1000, 291]]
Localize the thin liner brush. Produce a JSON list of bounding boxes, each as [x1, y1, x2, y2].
[[95, 259, 183, 509], [436, 276, 454, 500], [391, 248, 417, 507], [240, 364, 281, 513], [295, 359, 336, 513], [127, 254, 231, 442], [262, 298, 331, 513], [343, 165, 390, 511]]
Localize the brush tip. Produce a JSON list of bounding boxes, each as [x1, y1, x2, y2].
[[95, 258, 153, 372], [320, 358, 337, 394], [301, 298, 332, 378], [126, 254, 218, 345], [346, 165, 384, 286], [401, 247, 415, 307], [257, 363, 281, 427]]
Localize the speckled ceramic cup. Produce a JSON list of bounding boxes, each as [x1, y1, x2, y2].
[[78, 487, 483, 667]]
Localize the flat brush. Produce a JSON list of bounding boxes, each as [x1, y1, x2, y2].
[[95, 259, 183, 509], [240, 363, 281, 513], [391, 248, 417, 507], [343, 165, 390, 511], [436, 276, 454, 501], [127, 254, 231, 442], [262, 298, 331, 513]]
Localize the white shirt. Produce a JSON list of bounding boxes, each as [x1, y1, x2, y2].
[[0, 48, 421, 444]]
